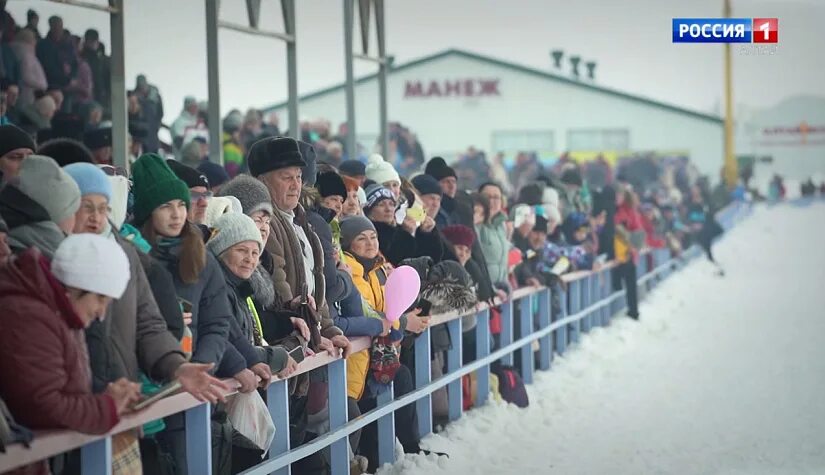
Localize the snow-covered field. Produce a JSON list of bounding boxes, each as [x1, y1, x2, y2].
[[379, 201, 825, 475]]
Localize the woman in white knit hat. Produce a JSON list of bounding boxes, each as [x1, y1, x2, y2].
[[0, 234, 139, 474]]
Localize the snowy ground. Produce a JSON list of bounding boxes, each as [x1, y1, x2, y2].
[[378, 201, 825, 475]]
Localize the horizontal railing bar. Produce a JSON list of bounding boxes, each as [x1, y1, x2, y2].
[[45, 0, 118, 13], [218, 20, 295, 41], [246, 282, 643, 473], [0, 337, 370, 473]]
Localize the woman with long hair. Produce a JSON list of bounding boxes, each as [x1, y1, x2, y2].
[[130, 153, 268, 474]]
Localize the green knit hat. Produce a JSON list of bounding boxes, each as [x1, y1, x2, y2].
[[131, 153, 191, 226]]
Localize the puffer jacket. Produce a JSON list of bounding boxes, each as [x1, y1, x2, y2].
[[0, 249, 120, 438], [475, 212, 510, 287], [342, 252, 386, 400], [217, 259, 289, 373], [150, 236, 232, 373]]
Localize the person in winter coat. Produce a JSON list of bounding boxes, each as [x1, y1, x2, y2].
[[80, 29, 110, 113], [10, 29, 46, 107], [64, 163, 229, 473], [686, 184, 724, 272], [133, 75, 163, 153], [0, 154, 79, 257], [613, 187, 642, 319], [131, 153, 258, 474], [65, 162, 224, 391], [36, 16, 75, 91], [207, 212, 300, 473], [246, 136, 347, 354], [217, 174, 311, 389], [364, 183, 444, 265], [339, 215, 433, 471], [0, 234, 139, 475], [208, 212, 296, 377], [247, 137, 349, 475], [478, 182, 511, 299]]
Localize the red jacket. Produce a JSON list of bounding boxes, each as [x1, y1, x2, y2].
[[0, 248, 120, 437], [640, 214, 665, 248]]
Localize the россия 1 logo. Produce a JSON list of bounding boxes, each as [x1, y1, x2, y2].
[[672, 18, 778, 43]]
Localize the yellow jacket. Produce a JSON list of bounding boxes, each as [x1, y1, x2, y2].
[[614, 234, 632, 264], [342, 252, 386, 400]]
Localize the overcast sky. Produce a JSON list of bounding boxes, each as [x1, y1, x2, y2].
[[7, 0, 824, 123]]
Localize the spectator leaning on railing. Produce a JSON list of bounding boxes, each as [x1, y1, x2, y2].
[[0, 234, 136, 475]]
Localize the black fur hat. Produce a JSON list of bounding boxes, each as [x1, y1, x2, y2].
[[315, 171, 347, 200], [247, 136, 306, 178]]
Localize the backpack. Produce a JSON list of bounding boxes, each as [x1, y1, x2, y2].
[[0, 396, 34, 452], [491, 365, 529, 408]]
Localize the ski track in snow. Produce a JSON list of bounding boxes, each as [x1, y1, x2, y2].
[[377, 202, 825, 475]]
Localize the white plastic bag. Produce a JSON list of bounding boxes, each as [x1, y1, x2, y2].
[[225, 391, 276, 455]]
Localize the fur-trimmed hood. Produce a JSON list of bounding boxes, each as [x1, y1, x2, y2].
[[421, 278, 477, 315]]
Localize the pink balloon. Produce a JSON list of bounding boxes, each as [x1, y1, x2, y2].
[[383, 265, 421, 322]]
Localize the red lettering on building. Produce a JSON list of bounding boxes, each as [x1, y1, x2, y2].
[[479, 79, 500, 96], [403, 79, 501, 98]]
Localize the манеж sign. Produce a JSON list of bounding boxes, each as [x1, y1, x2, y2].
[[404, 79, 500, 98]]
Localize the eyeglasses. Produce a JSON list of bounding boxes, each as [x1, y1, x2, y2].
[[190, 190, 214, 201], [80, 203, 111, 216], [252, 216, 271, 227], [99, 165, 128, 178]]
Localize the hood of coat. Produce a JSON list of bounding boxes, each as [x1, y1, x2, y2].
[[421, 278, 477, 315], [299, 185, 321, 210], [249, 264, 275, 308], [398, 256, 434, 283], [0, 247, 85, 329], [8, 221, 66, 259]]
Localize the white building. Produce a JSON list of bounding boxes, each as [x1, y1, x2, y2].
[[264, 49, 724, 174], [736, 95, 825, 183]]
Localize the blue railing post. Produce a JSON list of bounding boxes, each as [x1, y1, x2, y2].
[[446, 319, 464, 422], [475, 309, 491, 407], [557, 283, 570, 353], [81, 435, 112, 475], [588, 275, 599, 329], [499, 300, 514, 366], [327, 359, 349, 475], [518, 296, 534, 384], [267, 379, 291, 475], [377, 383, 396, 467], [579, 276, 590, 333], [185, 402, 212, 475], [600, 269, 610, 326], [538, 289, 552, 371], [414, 327, 433, 439]]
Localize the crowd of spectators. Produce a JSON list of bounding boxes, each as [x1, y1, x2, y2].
[[0, 4, 764, 475], [0, 101, 747, 474]]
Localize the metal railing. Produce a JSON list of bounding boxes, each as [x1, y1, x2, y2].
[[0, 201, 753, 475]]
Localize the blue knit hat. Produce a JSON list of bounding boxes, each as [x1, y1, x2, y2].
[[63, 163, 113, 203]]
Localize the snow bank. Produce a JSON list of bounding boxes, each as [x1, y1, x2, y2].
[[378, 201, 825, 475]]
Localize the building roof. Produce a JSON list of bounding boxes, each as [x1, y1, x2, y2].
[[262, 48, 723, 125]]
